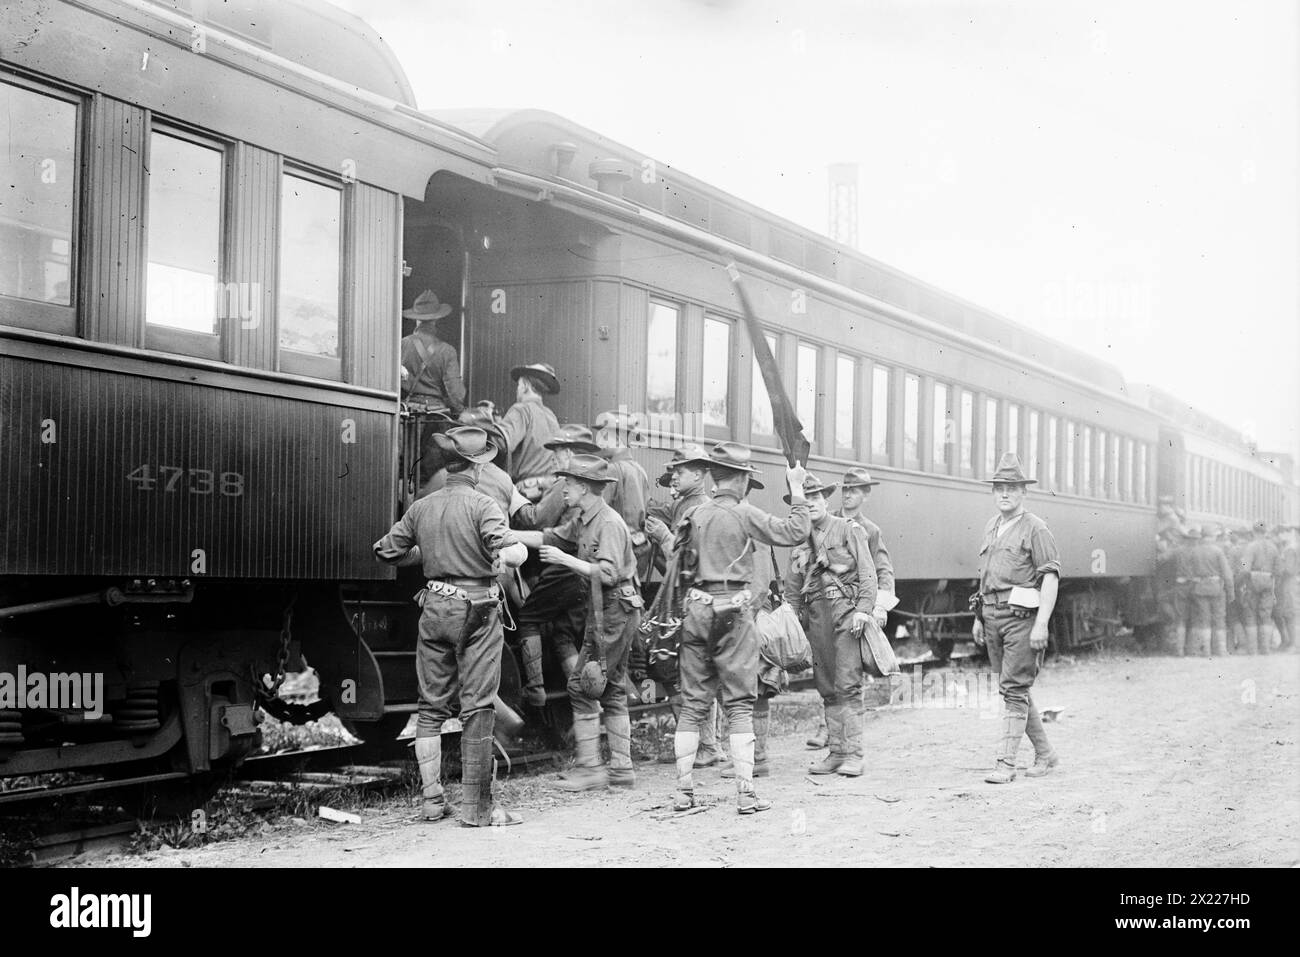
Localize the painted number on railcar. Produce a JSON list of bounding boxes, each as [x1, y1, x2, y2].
[[126, 465, 245, 497]]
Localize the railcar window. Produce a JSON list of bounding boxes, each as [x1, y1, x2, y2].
[[751, 332, 778, 440], [1064, 421, 1077, 493], [1123, 437, 1134, 501], [1027, 410, 1040, 483], [0, 79, 77, 313], [1109, 435, 1120, 500], [1135, 443, 1147, 503], [903, 373, 920, 467], [984, 397, 999, 476], [871, 365, 891, 462], [1046, 416, 1059, 490], [702, 317, 732, 431], [836, 353, 858, 455], [1097, 430, 1108, 498], [932, 382, 952, 470], [646, 301, 679, 419], [279, 172, 342, 362], [145, 131, 223, 337], [1082, 425, 1093, 496], [797, 342, 820, 446], [960, 390, 974, 473], [1007, 405, 1020, 461]]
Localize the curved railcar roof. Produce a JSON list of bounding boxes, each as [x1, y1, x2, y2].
[[140, 0, 415, 106], [431, 107, 1131, 396]]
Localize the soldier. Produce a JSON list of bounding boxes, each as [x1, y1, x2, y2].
[[643, 445, 726, 769], [784, 474, 877, 777], [515, 454, 642, 791], [671, 443, 810, 814], [807, 466, 896, 749], [400, 290, 466, 415], [1278, 526, 1299, 651], [1239, 520, 1281, 654], [1168, 527, 1195, 656], [593, 410, 653, 585], [372, 426, 528, 826], [1226, 527, 1250, 652], [971, 453, 1061, 784], [1183, 526, 1234, 658], [512, 424, 600, 706], [446, 408, 527, 516], [501, 362, 561, 495]]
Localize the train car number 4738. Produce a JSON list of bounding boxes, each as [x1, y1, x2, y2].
[[126, 465, 246, 497]]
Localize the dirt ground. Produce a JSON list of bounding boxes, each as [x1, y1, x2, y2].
[[98, 650, 1299, 868]]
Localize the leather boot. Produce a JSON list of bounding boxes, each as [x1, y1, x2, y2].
[[809, 703, 845, 774], [556, 714, 608, 791], [606, 712, 635, 788], [836, 701, 864, 777], [1023, 704, 1058, 778], [520, 629, 546, 708], [730, 732, 770, 814], [723, 698, 771, 778], [459, 709, 522, 826], [1189, 626, 1212, 658], [985, 712, 1028, 784], [1211, 627, 1229, 658], [414, 735, 447, 820], [1243, 624, 1259, 655], [673, 729, 700, 810], [1173, 624, 1187, 657]]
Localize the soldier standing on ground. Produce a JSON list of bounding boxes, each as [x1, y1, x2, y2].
[[372, 426, 527, 827], [515, 454, 642, 791], [972, 453, 1062, 784], [784, 474, 877, 778], [671, 443, 810, 815], [1240, 520, 1281, 654]]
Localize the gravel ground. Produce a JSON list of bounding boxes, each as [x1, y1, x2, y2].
[[94, 650, 1299, 868]]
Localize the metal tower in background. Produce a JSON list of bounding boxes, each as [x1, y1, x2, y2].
[[827, 163, 859, 248]]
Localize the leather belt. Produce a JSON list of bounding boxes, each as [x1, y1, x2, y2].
[[686, 587, 752, 608], [434, 576, 495, 587], [981, 588, 1013, 604], [697, 580, 750, 591]]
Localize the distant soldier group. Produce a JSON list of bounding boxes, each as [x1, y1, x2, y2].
[[372, 303, 1074, 827], [1155, 497, 1299, 657]]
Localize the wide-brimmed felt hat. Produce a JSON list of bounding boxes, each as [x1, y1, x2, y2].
[[705, 441, 766, 490], [510, 362, 560, 395], [554, 453, 616, 485], [592, 409, 644, 438], [457, 409, 506, 445], [544, 424, 599, 453], [1184, 525, 1202, 540], [985, 452, 1036, 486], [841, 467, 880, 489], [783, 473, 838, 504], [433, 426, 497, 464], [657, 443, 712, 487], [403, 289, 453, 322]]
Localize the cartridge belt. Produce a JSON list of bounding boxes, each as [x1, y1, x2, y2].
[[427, 578, 499, 602], [696, 580, 751, 591], [981, 588, 1013, 605], [686, 586, 752, 608]]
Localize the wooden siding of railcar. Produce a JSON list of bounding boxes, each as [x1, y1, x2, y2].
[[467, 206, 1156, 580], [0, 346, 395, 580]]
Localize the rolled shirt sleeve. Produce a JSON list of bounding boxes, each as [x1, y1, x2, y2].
[[1028, 520, 1062, 582]]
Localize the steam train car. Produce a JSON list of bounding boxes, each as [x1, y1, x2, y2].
[[428, 108, 1166, 654], [1145, 386, 1297, 532], [0, 0, 503, 776]]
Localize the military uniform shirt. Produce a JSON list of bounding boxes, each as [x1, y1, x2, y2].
[[500, 395, 559, 481], [542, 496, 636, 587], [977, 510, 1061, 594], [600, 447, 650, 534], [691, 491, 811, 583], [785, 515, 877, 616], [837, 510, 896, 593], [512, 477, 571, 530], [373, 473, 515, 579], [1186, 542, 1234, 587], [1241, 539, 1280, 576], [400, 331, 465, 412], [646, 488, 707, 549]]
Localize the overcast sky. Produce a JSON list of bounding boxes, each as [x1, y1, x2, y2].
[[337, 0, 1300, 460]]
